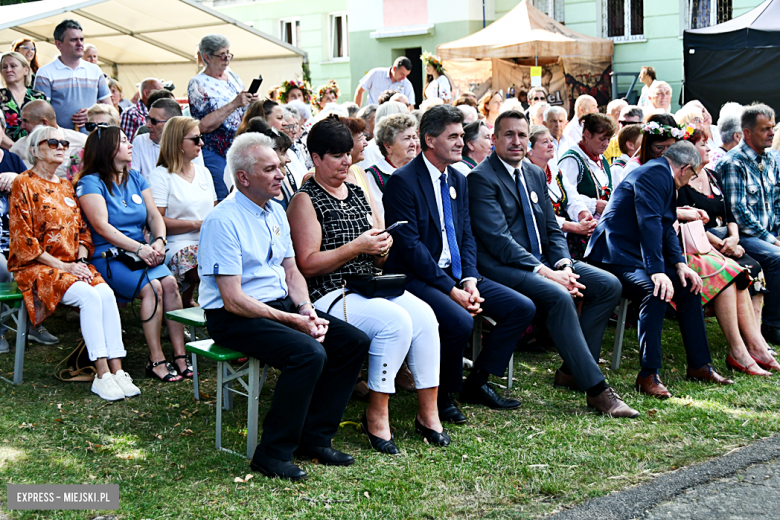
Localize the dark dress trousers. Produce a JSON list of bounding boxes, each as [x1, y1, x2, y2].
[[585, 157, 712, 370], [468, 153, 618, 390], [383, 153, 535, 393]]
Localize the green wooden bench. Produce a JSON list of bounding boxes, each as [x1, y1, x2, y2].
[[471, 315, 514, 390], [185, 339, 269, 459], [0, 282, 28, 385], [165, 307, 208, 401]]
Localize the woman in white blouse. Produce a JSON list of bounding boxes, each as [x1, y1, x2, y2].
[[149, 117, 217, 307], [422, 52, 452, 104]]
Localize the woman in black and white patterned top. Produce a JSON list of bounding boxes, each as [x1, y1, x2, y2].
[[288, 116, 448, 455]]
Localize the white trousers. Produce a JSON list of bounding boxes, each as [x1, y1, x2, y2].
[[314, 289, 440, 393], [61, 282, 126, 362]]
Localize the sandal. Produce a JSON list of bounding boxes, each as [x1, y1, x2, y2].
[[173, 355, 194, 379], [146, 358, 182, 382]]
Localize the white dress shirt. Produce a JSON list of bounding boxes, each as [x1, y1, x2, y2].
[[132, 133, 204, 180], [558, 119, 583, 157]]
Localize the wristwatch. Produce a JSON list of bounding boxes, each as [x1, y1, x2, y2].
[[76, 257, 90, 265], [153, 236, 167, 246], [556, 262, 574, 273]]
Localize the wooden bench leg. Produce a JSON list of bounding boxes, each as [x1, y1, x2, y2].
[[216, 360, 224, 451], [190, 325, 199, 401], [612, 298, 629, 370], [13, 303, 27, 385]]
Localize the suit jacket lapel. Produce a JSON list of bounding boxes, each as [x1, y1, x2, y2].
[[416, 156, 442, 240], [489, 153, 521, 205]]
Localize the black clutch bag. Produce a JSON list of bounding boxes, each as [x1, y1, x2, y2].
[[345, 273, 407, 298]]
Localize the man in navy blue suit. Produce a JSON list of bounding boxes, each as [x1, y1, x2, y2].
[[383, 105, 536, 424], [586, 141, 733, 398]]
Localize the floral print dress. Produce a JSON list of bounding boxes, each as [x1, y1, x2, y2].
[[0, 88, 47, 142], [8, 171, 103, 325], [187, 71, 246, 157]]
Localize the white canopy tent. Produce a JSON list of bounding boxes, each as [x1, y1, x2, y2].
[[0, 0, 306, 97]]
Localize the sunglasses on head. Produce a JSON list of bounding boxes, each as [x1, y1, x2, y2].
[[146, 116, 169, 126], [84, 122, 110, 132], [39, 139, 70, 150], [184, 135, 204, 145]]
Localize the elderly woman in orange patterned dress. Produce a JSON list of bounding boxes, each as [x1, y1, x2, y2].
[[9, 125, 138, 401]]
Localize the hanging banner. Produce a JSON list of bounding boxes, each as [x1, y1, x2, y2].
[[441, 59, 493, 101], [561, 56, 613, 114], [492, 59, 568, 111]]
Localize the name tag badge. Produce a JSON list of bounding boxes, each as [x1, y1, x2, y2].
[[63, 197, 76, 207], [273, 224, 281, 237], [449, 186, 457, 200], [530, 191, 539, 204], [131, 194, 143, 205]]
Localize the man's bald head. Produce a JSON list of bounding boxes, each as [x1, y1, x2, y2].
[[574, 95, 598, 119], [21, 100, 57, 132], [140, 77, 164, 104]]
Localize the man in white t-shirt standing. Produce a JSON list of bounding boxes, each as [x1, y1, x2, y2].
[[34, 20, 111, 134], [354, 57, 416, 107]]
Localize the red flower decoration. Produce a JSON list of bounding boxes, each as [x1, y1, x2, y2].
[[5, 112, 19, 127]]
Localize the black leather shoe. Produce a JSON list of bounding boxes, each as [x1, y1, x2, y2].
[[438, 394, 467, 424], [249, 454, 307, 481], [415, 417, 451, 447], [295, 444, 355, 466], [460, 384, 521, 410], [762, 324, 780, 346], [361, 415, 399, 455]]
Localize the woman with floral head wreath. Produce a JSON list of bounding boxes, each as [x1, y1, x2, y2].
[[421, 52, 451, 104], [278, 80, 312, 105], [312, 80, 339, 113]]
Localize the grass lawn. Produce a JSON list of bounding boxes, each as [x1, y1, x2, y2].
[[1, 305, 779, 519]]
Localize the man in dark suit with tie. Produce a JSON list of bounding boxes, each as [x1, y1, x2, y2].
[[383, 105, 536, 424], [468, 110, 638, 418], [586, 141, 733, 397]]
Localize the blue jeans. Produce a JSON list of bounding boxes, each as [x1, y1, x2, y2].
[[202, 148, 229, 202], [737, 235, 780, 328]]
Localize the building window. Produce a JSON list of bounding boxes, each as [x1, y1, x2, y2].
[[329, 13, 349, 60], [603, 0, 644, 41], [279, 18, 300, 47], [532, 0, 565, 23], [689, 0, 732, 29]]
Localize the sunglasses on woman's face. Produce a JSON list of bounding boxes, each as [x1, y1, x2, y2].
[[532, 96, 546, 101], [84, 122, 110, 132], [184, 135, 204, 144], [39, 139, 70, 150]]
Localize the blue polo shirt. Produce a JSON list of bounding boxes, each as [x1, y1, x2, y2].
[[197, 190, 295, 309], [359, 67, 416, 105]]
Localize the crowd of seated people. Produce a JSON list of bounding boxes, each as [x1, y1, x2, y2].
[[6, 21, 780, 483]]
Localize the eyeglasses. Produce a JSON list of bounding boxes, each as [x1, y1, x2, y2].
[[84, 122, 110, 132], [18, 45, 35, 53], [184, 135, 204, 144], [213, 52, 234, 61], [146, 116, 169, 126], [282, 124, 297, 131], [38, 139, 70, 150]]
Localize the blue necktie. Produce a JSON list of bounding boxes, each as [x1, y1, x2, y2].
[[439, 173, 462, 280], [515, 168, 542, 260]]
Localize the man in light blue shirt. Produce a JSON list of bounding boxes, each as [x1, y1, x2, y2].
[[354, 56, 416, 107], [198, 133, 369, 481]]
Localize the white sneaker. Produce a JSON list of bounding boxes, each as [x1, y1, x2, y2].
[[91, 373, 125, 401], [113, 370, 141, 397]]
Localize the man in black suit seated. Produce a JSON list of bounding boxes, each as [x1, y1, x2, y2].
[[383, 105, 536, 424], [585, 141, 734, 398], [468, 110, 638, 418]]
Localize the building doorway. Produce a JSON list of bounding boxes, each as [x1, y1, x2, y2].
[[404, 47, 423, 108]]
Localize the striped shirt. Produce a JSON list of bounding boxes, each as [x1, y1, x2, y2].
[[34, 58, 110, 134]]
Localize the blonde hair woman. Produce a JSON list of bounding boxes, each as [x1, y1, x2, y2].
[[107, 78, 124, 115], [1, 52, 46, 145], [149, 116, 217, 308]]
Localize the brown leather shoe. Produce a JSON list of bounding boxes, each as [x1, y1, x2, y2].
[[635, 373, 672, 399], [587, 387, 640, 418], [687, 364, 735, 385], [553, 368, 580, 391]]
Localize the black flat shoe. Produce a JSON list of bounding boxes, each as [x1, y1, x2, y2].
[[437, 393, 467, 424], [762, 324, 780, 346], [460, 383, 521, 410], [250, 454, 307, 481], [360, 415, 399, 455], [173, 354, 194, 379], [415, 417, 451, 447], [295, 444, 355, 466], [145, 358, 182, 382]]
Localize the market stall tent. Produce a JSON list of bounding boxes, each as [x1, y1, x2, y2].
[[0, 0, 306, 97], [684, 0, 780, 118]]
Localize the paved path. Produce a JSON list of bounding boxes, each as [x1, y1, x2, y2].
[[549, 434, 780, 520]]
